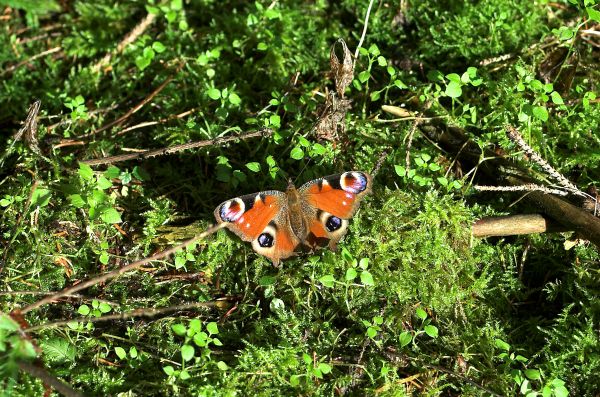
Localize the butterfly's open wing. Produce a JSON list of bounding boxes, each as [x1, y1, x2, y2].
[[214, 191, 300, 265], [298, 171, 372, 250]]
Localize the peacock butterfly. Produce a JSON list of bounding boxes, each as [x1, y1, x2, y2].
[[214, 171, 372, 265]]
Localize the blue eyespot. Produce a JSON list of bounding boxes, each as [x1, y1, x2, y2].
[[325, 216, 342, 232], [258, 233, 274, 248], [342, 172, 368, 194]]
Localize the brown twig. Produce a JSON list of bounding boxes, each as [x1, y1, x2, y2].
[[82, 63, 184, 139], [81, 128, 272, 166], [1, 46, 62, 76], [17, 361, 84, 397], [474, 184, 569, 196], [19, 223, 226, 314], [25, 301, 229, 333], [92, 12, 157, 73], [472, 214, 568, 238]]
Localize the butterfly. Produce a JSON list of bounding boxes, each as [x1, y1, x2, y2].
[[214, 171, 372, 265]]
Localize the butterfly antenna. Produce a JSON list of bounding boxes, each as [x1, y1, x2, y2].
[[294, 156, 313, 185]]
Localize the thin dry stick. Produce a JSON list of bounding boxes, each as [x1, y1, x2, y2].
[[505, 125, 584, 196], [25, 301, 226, 333], [81, 128, 272, 166], [17, 361, 84, 397], [92, 12, 157, 73], [113, 108, 197, 137], [404, 119, 419, 172], [82, 63, 184, 139], [1, 46, 62, 76], [353, 0, 376, 69], [19, 223, 226, 314]]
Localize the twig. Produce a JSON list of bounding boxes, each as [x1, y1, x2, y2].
[[1, 46, 62, 76], [370, 148, 389, 177], [472, 214, 568, 238], [25, 301, 228, 333], [17, 361, 84, 397], [405, 119, 419, 172], [81, 128, 272, 166], [113, 108, 197, 137], [353, 0, 376, 69], [82, 63, 184, 139], [92, 12, 157, 73], [19, 223, 226, 314]]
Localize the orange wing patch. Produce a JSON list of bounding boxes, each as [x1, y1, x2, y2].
[[233, 195, 279, 240], [305, 183, 357, 219]]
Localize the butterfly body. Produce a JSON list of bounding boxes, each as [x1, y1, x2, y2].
[[214, 171, 372, 265]]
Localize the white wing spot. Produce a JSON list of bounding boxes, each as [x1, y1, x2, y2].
[[342, 201, 347, 206], [246, 223, 251, 228]]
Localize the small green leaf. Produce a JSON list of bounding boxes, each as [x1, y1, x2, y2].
[[104, 166, 120, 179], [495, 339, 510, 351], [345, 268, 357, 281], [524, 369, 541, 380], [206, 322, 219, 335], [587, 7, 600, 22], [163, 365, 175, 376], [115, 347, 126, 360], [358, 70, 370, 83], [152, 41, 166, 53], [318, 363, 332, 374], [78, 305, 90, 315], [532, 106, 549, 121], [31, 188, 51, 208], [78, 163, 94, 181], [416, 308, 427, 320], [290, 375, 300, 387], [172, 323, 187, 336], [98, 302, 112, 313], [96, 176, 113, 190], [445, 81, 462, 98], [399, 331, 412, 347], [360, 270, 374, 286], [246, 162, 261, 172], [129, 346, 138, 358], [319, 274, 335, 288], [180, 344, 195, 361], [99, 207, 122, 224], [290, 147, 304, 160], [179, 370, 190, 380], [550, 91, 564, 105], [257, 42, 268, 51], [135, 56, 151, 71], [424, 325, 438, 338], [228, 92, 241, 105], [217, 361, 229, 370], [367, 327, 377, 338], [394, 165, 406, 177], [207, 88, 221, 100]]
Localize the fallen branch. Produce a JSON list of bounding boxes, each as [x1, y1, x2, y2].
[[472, 214, 568, 238], [18, 223, 226, 314], [17, 361, 84, 397], [81, 128, 272, 166]]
